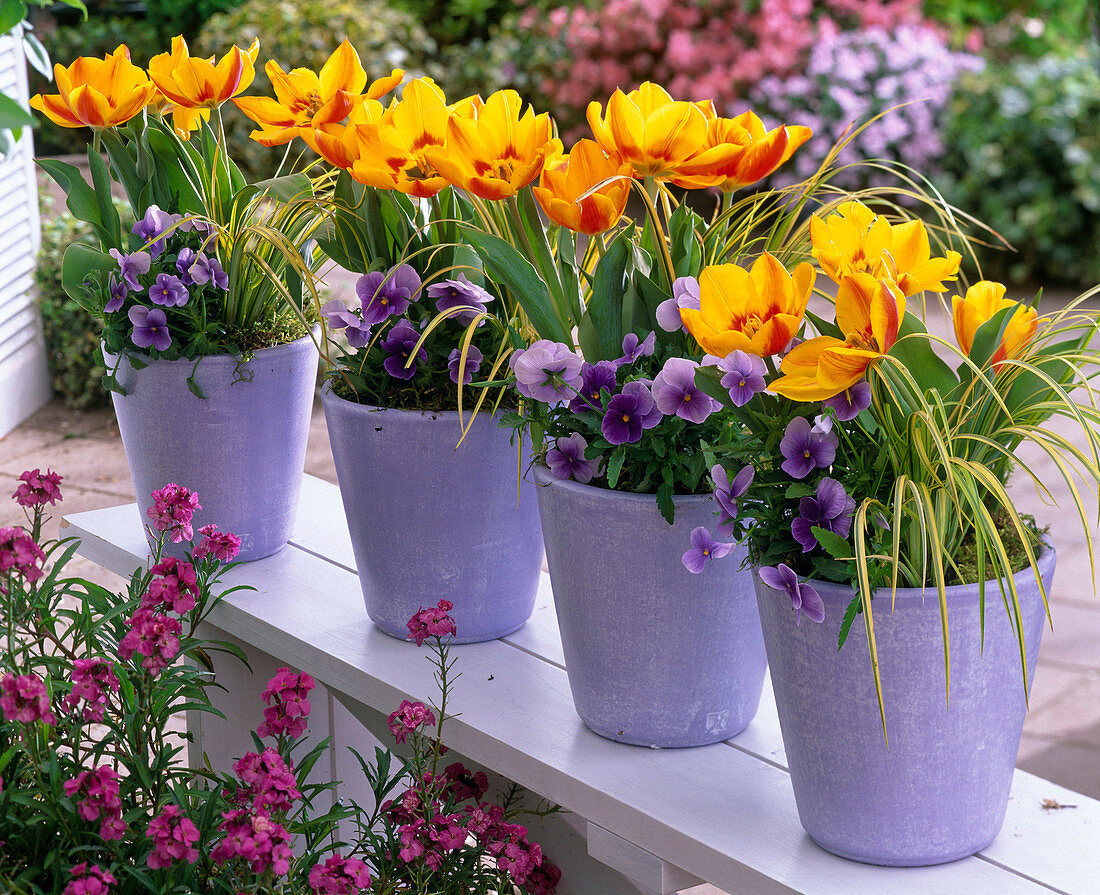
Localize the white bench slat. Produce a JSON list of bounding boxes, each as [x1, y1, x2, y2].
[[63, 476, 1100, 894]]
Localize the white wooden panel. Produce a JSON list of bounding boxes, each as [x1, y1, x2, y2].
[[65, 484, 1100, 894], [588, 823, 703, 894]]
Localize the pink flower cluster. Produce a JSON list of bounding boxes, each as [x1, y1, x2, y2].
[[0, 526, 46, 587], [193, 523, 241, 562], [464, 802, 552, 889], [397, 812, 467, 869], [308, 853, 373, 894], [440, 761, 489, 803], [531, 0, 926, 139], [257, 667, 315, 739], [63, 766, 126, 840], [233, 748, 302, 813], [12, 468, 63, 507], [143, 557, 200, 614], [63, 659, 120, 723], [146, 483, 201, 543], [63, 862, 116, 895], [406, 599, 457, 646], [211, 809, 293, 875], [145, 804, 200, 868], [387, 699, 435, 745], [1, 671, 55, 724], [119, 608, 182, 676]]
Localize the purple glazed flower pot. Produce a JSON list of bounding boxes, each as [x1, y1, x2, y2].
[[321, 389, 543, 644], [105, 335, 318, 562], [533, 465, 767, 748], [755, 546, 1055, 866]]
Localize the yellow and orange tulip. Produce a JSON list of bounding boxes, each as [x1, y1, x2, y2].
[[810, 200, 962, 296], [234, 40, 402, 148], [672, 110, 812, 192], [423, 89, 559, 201], [532, 139, 631, 235], [147, 36, 258, 135], [30, 45, 157, 130], [770, 273, 906, 401], [586, 82, 745, 182], [681, 254, 816, 358], [952, 281, 1039, 367]]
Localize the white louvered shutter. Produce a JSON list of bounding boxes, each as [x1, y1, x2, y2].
[[0, 24, 47, 437]]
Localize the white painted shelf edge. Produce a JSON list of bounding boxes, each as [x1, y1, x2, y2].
[[61, 476, 1100, 895]]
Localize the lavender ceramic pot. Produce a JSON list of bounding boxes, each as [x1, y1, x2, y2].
[[321, 390, 543, 643], [755, 546, 1055, 866], [106, 335, 317, 562], [533, 466, 766, 747]]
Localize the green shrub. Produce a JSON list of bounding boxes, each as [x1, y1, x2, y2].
[[195, 0, 441, 182], [144, 0, 246, 41], [941, 52, 1100, 288], [35, 208, 110, 411]]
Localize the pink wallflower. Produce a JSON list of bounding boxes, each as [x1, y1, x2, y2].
[[1, 671, 55, 724], [387, 700, 435, 745], [211, 809, 293, 876], [381, 786, 423, 825], [142, 557, 200, 614], [63, 766, 126, 841], [118, 608, 182, 676], [398, 813, 468, 870], [441, 762, 489, 803], [406, 600, 457, 646], [146, 483, 201, 543], [257, 667, 315, 739], [308, 853, 373, 894], [193, 524, 241, 562], [0, 526, 46, 586], [63, 863, 116, 895], [146, 804, 200, 868], [13, 468, 63, 507], [63, 659, 120, 723], [527, 861, 562, 895], [233, 748, 302, 812]]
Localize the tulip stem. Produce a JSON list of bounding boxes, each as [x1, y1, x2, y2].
[[638, 177, 676, 293]]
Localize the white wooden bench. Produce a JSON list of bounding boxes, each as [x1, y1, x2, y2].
[[65, 475, 1100, 895]]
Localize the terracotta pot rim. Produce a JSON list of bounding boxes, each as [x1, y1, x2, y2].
[[531, 462, 713, 508], [758, 543, 1056, 604]]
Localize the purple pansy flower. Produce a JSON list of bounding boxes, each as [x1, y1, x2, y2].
[[717, 350, 767, 406], [110, 249, 151, 293], [178, 215, 212, 234], [358, 264, 421, 326], [656, 276, 701, 332], [780, 416, 838, 479], [823, 380, 873, 421], [382, 321, 426, 379], [104, 274, 127, 313], [132, 205, 182, 258], [790, 477, 856, 553], [546, 433, 600, 483], [758, 563, 825, 625], [712, 463, 754, 527], [128, 305, 171, 352], [175, 248, 196, 285], [652, 357, 720, 423], [187, 252, 228, 289], [613, 331, 656, 367], [147, 273, 189, 308], [601, 380, 662, 444], [447, 345, 483, 385], [320, 299, 371, 348], [681, 526, 735, 574], [428, 274, 494, 325], [509, 340, 585, 403], [568, 361, 617, 413]]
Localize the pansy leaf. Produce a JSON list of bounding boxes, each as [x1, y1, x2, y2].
[[656, 479, 675, 525], [812, 525, 852, 560], [606, 446, 626, 489], [837, 592, 862, 651]]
